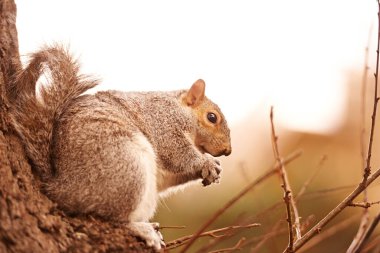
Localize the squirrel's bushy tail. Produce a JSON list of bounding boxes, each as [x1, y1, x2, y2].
[[8, 45, 98, 179]]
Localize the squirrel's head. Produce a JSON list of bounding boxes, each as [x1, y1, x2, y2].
[[182, 79, 232, 157]]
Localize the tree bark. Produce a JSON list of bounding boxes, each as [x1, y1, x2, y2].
[[0, 1, 152, 252]]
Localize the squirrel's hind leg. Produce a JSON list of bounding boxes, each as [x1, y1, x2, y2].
[[126, 132, 158, 221], [51, 116, 163, 249], [123, 133, 163, 251], [127, 222, 165, 251]]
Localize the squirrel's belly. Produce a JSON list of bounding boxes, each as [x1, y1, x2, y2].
[[127, 133, 158, 222]]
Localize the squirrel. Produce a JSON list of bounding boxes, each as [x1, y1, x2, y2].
[[7, 46, 232, 251]]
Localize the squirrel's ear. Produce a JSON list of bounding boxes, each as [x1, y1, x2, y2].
[[185, 79, 205, 106]]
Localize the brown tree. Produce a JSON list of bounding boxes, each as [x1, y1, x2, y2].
[[0, 1, 152, 252]]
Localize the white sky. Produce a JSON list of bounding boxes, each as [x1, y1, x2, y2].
[[16, 0, 376, 134]]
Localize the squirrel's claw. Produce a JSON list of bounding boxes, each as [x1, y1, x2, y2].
[[201, 155, 222, 186]]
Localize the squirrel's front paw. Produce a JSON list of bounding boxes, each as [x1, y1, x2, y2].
[[201, 154, 222, 186]]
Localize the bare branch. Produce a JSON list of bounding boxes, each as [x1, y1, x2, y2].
[[295, 155, 327, 200], [248, 216, 315, 253], [347, 3, 380, 253], [270, 107, 301, 252], [301, 184, 356, 199], [348, 16, 375, 253], [208, 237, 246, 253], [351, 212, 380, 253], [362, 234, 380, 252], [291, 4, 380, 251], [166, 224, 260, 250], [348, 200, 380, 208], [292, 166, 380, 251], [250, 221, 284, 253], [179, 150, 302, 253], [363, 0, 380, 183], [347, 210, 370, 253], [298, 216, 359, 253], [159, 225, 186, 230], [360, 16, 373, 189], [193, 215, 249, 253]]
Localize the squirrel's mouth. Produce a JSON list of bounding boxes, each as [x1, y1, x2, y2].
[[197, 145, 207, 154], [197, 145, 230, 157]]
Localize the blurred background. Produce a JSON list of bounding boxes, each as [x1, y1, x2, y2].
[[16, 0, 379, 252]]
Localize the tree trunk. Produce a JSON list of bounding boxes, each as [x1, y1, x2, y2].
[[0, 1, 152, 252]]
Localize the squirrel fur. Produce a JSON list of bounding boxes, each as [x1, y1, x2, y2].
[[7, 46, 232, 251]]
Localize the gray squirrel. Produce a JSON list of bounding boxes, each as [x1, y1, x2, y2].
[[7, 46, 231, 251]]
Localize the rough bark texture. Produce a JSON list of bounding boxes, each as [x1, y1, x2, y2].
[[0, 1, 152, 252]]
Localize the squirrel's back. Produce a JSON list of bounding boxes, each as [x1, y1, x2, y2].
[[44, 90, 186, 219]]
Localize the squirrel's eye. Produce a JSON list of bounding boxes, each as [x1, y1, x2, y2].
[[207, 112, 217, 124]]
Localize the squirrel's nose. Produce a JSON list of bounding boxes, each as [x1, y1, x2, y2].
[[223, 147, 232, 156]]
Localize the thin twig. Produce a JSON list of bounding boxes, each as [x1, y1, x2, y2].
[[298, 215, 359, 253], [159, 225, 186, 230], [291, 6, 380, 249], [166, 224, 260, 250], [238, 161, 251, 184], [295, 155, 327, 200], [166, 224, 258, 249], [348, 200, 380, 208], [363, 0, 380, 183], [247, 216, 315, 253], [242, 157, 321, 224], [250, 221, 283, 253], [193, 231, 237, 253], [291, 166, 380, 252], [238, 189, 321, 237], [352, 212, 380, 253], [208, 237, 246, 253], [194, 215, 254, 253], [270, 107, 301, 252], [301, 184, 356, 198], [347, 3, 380, 253], [179, 150, 302, 253], [248, 227, 288, 250], [347, 23, 373, 253], [362, 234, 380, 253], [360, 21, 373, 183], [293, 184, 370, 204], [250, 183, 355, 227]]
